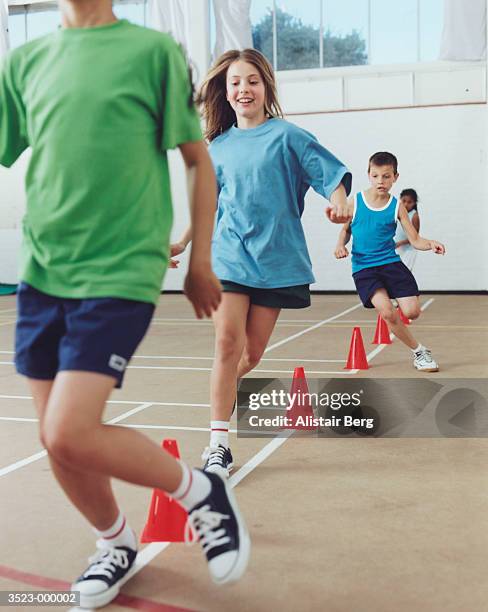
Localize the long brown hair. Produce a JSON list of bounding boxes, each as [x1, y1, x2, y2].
[[197, 49, 283, 142]]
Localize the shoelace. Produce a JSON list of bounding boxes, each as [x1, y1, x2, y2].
[[83, 548, 130, 579], [416, 349, 433, 363], [185, 505, 231, 553], [207, 446, 227, 467]]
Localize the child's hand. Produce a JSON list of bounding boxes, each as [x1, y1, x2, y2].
[[430, 240, 445, 255], [335, 246, 349, 259], [325, 203, 352, 224], [184, 264, 222, 318], [169, 242, 186, 268]]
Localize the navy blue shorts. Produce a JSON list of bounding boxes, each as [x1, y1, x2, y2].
[[352, 261, 419, 309], [15, 282, 154, 388], [221, 280, 310, 309]]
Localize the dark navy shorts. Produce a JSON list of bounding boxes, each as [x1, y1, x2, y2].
[[220, 280, 311, 309], [15, 282, 154, 388], [352, 261, 419, 309]]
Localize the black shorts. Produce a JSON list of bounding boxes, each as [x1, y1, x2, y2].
[[15, 282, 154, 388], [352, 261, 419, 309], [220, 280, 310, 309]]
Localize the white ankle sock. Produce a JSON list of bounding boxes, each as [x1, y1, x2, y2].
[[94, 512, 137, 550], [210, 420, 229, 448], [412, 344, 424, 353], [171, 461, 211, 511]]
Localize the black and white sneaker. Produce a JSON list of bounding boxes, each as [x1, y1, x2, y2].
[[202, 445, 234, 478], [186, 471, 250, 584], [71, 543, 137, 609]]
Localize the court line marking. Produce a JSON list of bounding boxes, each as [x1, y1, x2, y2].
[[0, 395, 210, 407], [0, 403, 154, 477], [0, 417, 238, 434], [0, 350, 345, 362]]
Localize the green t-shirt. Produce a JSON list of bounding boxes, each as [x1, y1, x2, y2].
[[0, 19, 202, 304]]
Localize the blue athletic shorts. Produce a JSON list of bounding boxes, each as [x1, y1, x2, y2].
[[15, 282, 154, 388], [352, 261, 419, 309]]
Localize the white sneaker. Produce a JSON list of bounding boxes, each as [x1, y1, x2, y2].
[[202, 445, 234, 479], [413, 348, 439, 372]]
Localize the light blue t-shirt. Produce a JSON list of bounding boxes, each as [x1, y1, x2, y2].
[[351, 191, 401, 274], [209, 118, 351, 288]]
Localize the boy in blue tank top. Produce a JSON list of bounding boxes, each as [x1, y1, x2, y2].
[[335, 152, 445, 372]]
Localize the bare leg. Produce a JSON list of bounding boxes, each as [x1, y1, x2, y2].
[[237, 305, 281, 378], [396, 296, 421, 321], [41, 372, 183, 504], [30, 378, 119, 530], [210, 293, 250, 421], [370, 289, 419, 350]]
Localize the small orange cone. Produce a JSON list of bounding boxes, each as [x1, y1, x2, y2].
[[283, 367, 316, 430], [141, 439, 193, 543], [344, 327, 369, 369], [398, 308, 410, 325], [372, 315, 392, 345]]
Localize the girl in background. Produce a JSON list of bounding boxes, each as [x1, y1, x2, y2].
[[395, 188, 420, 271]]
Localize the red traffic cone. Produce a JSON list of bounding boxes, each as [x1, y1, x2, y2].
[[344, 327, 369, 370], [283, 367, 316, 430], [398, 307, 410, 325], [141, 439, 193, 543], [372, 315, 392, 345]]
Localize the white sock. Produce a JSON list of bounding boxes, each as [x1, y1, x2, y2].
[[210, 420, 230, 448], [171, 461, 211, 511], [412, 344, 424, 353], [94, 512, 137, 550]]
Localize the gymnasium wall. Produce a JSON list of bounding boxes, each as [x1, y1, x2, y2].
[[1, 73, 487, 291]]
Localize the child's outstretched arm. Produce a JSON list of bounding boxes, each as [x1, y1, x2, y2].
[[396, 210, 420, 248], [178, 141, 222, 318], [326, 184, 353, 224], [398, 204, 445, 254], [335, 217, 352, 259], [169, 226, 192, 268]]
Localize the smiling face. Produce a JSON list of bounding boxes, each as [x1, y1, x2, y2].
[[368, 164, 399, 196], [226, 60, 266, 125]]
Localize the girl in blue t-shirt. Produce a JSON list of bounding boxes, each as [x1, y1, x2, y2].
[[171, 48, 352, 477]]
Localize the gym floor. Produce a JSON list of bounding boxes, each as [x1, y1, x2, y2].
[[1, 293, 487, 612]]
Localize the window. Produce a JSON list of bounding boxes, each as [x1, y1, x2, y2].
[[248, 0, 443, 71]]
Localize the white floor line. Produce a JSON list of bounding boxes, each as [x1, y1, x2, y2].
[[263, 302, 363, 352], [0, 403, 154, 477], [0, 394, 210, 407], [0, 417, 38, 422], [348, 298, 436, 374]]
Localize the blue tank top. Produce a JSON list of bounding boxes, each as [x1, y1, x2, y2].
[[351, 192, 401, 274]]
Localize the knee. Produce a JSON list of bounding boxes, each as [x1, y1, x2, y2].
[[241, 347, 263, 371], [215, 330, 243, 362], [42, 422, 85, 466], [403, 306, 420, 320], [380, 306, 397, 324]]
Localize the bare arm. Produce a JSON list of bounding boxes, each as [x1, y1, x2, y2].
[[325, 183, 353, 224], [334, 218, 352, 259], [397, 204, 445, 254], [178, 141, 221, 317], [396, 211, 420, 248]]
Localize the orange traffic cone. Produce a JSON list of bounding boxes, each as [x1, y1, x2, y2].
[[141, 439, 193, 543], [283, 367, 316, 430], [372, 315, 392, 345], [398, 307, 410, 325], [344, 327, 369, 369]]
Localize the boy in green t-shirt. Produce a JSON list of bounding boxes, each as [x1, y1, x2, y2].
[[0, 0, 250, 607]]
